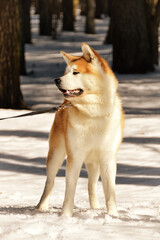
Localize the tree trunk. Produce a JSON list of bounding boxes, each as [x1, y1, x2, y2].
[[80, 0, 86, 16], [95, 0, 108, 18], [62, 0, 74, 31], [104, 17, 113, 44], [52, 0, 61, 39], [35, 0, 40, 14], [39, 0, 52, 35], [73, 0, 79, 20], [85, 0, 95, 33], [0, 0, 25, 109], [19, 0, 26, 75], [104, 0, 113, 44], [21, 0, 31, 43], [146, 0, 160, 65], [112, 0, 154, 73]]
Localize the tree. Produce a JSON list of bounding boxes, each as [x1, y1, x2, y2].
[[111, 0, 160, 73], [80, 0, 86, 16], [39, 0, 52, 35], [85, 0, 95, 33], [21, 0, 31, 43], [52, 0, 61, 39], [0, 0, 25, 109], [73, 0, 79, 20], [104, 0, 112, 44], [146, 0, 160, 65], [95, 0, 108, 19], [19, 0, 26, 75], [62, 0, 74, 31]]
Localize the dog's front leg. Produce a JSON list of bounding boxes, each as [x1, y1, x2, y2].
[[85, 162, 100, 209], [100, 154, 118, 217], [37, 140, 66, 211], [61, 156, 83, 217]]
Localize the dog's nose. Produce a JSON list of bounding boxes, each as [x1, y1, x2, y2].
[[55, 78, 61, 85]]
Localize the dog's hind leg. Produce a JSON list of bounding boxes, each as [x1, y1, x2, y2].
[[36, 135, 66, 211], [85, 162, 100, 209]]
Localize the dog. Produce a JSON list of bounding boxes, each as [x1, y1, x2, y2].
[[37, 43, 124, 217]]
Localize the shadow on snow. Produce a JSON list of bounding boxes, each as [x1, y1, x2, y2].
[[0, 152, 159, 186]]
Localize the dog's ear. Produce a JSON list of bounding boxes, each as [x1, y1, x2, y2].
[[60, 51, 79, 65], [81, 43, 95, 62]]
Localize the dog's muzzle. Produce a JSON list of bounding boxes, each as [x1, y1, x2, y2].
[[54, 78, 83, 98]]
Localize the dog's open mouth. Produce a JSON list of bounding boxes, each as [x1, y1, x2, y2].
[[59, 88, 83, 97]]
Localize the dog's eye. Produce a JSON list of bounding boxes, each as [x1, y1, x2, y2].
[[73, 71, 79, 75]]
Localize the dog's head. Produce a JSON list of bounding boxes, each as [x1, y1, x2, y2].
[[55, 43, 116, 102]]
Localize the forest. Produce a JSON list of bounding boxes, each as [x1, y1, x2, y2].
[[0, 0, 160, 109]]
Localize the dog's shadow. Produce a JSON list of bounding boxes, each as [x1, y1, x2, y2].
[[1, 206, 158, 224], [0, 206, 37, 215], [0, 205, 62, 216], [0, 205, 107, 219]]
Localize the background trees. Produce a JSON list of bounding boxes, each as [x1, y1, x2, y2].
[[111, 0, 153, 73], [0, 0, 159, 109], [108, 0, 160, 73]]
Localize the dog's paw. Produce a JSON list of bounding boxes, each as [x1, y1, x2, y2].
[[61, 208, 73, 217], [108, 208, 119, 218], [36, 203, 49, 212]]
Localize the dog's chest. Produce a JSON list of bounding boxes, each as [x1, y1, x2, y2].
[[67, 115, 109, 148]]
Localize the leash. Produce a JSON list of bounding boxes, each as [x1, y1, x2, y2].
[[0, 102, 72, 121]]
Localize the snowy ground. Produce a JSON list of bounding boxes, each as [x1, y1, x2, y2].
[[0, 12, 160, 240]]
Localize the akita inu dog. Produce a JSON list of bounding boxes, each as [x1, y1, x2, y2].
[[37, 43, 124, 217]]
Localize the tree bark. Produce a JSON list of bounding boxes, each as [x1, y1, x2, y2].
[[62, 0, 74, 31], [0, 0, 25, 109], [85, 0, 95, 33], [112, 0, 154, 73]]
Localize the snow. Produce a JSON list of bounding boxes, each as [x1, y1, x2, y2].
[[0, 11, 160, 240]]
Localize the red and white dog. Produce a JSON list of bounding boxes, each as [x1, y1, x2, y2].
[[37, 43, 124, 217]]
